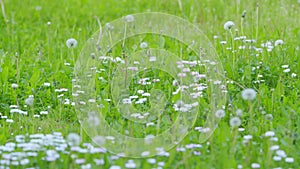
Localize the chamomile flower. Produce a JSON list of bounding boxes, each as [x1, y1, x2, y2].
[[66, 38, 78, 48]]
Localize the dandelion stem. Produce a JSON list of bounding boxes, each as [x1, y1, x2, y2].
[[248, 100, 253, 135]]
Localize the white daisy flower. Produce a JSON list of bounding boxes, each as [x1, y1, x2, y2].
[[66, 38, 78, 48]]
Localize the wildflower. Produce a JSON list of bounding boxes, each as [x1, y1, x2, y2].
[[147, 158, 156, 164], [94, 158, 105, 165], [264, 131, 275, 137], [105, 23, 114, 30], [43, 82, 51, 87], [236, 109, 243, 116], [224, 21, 235, 30], [66, 38, 78, 48], [145, 135, 155, 144], [140, 42, 148, 49], [251, 163, 260, 168], [243, 135, 253, 140], [25, 95, 34, 106], [11, 83, 18, 89], [273, 156, 282, 161], [220, 41, 227, 45], [230, 117, 242, 127], [45, 150, 60, 161], [109, 165, 121, 169], [241, 88, 257, 101], [149, 56, 156, 62], [125, 160, 136, 168], [283, 69, 290, 73], [275, 39, 284, 46], [291, 73, 297, 78], [285, 157, 294, 163], [215, 109, 225, 118], [265, 114, 273, 121], [270, 145, 280, 151], [276, 150, 287, 158], [67, 133, 81, 146], [242, 10, 247, 18], [93, 135, 106, 145], [35, 6, 42, 11], [124, 15, 134, 22]]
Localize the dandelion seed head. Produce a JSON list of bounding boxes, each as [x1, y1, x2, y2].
[[67, 133, 81, 146], [275, 39, 284, 46], [66, 38, 78, 48], [25, 95, 34, 106], [12, 83, 18, 89], [125, 15, 134, 22], [215, 109, 225, 118], [224, 21, 235, 30], [140, 42, 148, 49], [241, 88, 257, 101], [230, 117, 242, 127]]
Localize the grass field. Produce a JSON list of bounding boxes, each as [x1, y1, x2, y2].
[[0, 0, 300, 168]]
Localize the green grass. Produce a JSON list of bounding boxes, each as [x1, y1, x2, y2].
[[0, 0, 300, 168]]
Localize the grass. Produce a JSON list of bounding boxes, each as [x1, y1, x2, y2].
[[0, 0, 300, 168]]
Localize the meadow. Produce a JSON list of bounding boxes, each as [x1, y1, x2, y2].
[[0, 0, 300, 168]]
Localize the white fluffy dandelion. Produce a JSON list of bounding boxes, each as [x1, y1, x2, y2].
[[66, 38, 78, 48], [230, 117, 242, 127], [275, 39, 284, 46], [25, 95, 34, 106], [12, 83, 18, 89], [215, 109, 225, 118], [124, 15, 134, 22], [140, 42, 148, 49], [224, 21, 235, 30], [251, 163, 260, 168], [67, 133, 81, 146], [241, 88, 257, 101]]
